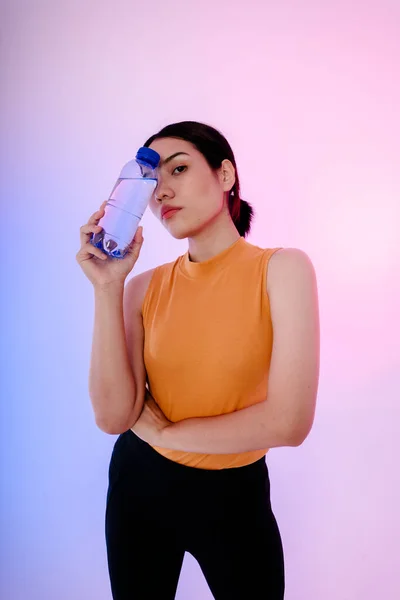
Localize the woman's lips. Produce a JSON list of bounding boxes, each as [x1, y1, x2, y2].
[[162, 208, 182, 220]]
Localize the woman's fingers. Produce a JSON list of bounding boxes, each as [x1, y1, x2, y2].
[[77, 200, 108, 261], [83, 242, 107, 261], [76, 238, 107, 262], [79, 200, 108, 245], [80, 223, 102, 246], [88, 200, 108, 225]]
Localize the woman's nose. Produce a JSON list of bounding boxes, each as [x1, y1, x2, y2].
[[154, 179, 172, 201]]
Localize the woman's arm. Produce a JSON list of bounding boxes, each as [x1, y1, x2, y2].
[[156, 248, 320, 453], [89, 273, 149, 434]]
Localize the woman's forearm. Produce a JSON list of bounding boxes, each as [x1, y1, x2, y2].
[[159, 400, 299, 454], [89, 282, 136, 433]]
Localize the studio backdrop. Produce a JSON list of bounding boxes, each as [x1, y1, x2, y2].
[[1, 1, 399, 598]]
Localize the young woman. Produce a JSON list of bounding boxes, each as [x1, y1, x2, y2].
[[76, 121, 320, 600]]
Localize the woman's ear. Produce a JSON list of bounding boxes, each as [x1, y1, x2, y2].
[[219, 159, 236, 192]]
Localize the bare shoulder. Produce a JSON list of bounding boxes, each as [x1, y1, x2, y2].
[[266, 247, 319, 360], [267, 247, 317, 297], [124, 267, 157, 316]]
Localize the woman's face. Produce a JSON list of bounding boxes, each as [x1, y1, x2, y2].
[[148, 137, 235, 239]]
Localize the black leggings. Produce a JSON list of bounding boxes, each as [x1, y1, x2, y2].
[[105, 430, 285, 599]]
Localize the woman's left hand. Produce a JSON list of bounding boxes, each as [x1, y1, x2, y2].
[[132, 391, 171, 445]]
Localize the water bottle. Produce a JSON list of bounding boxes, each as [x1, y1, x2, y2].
[[90, 146, 160, 258]]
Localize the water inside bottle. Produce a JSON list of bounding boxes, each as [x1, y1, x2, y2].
[[91, 177, 157, 258]]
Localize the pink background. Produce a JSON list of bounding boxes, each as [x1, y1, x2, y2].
[[1, 0, 399, 598]]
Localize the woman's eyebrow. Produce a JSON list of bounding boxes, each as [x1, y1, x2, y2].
[[159, 152, 190, 167]]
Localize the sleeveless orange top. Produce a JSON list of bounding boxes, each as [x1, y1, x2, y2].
[[141, 237, 282, 469]]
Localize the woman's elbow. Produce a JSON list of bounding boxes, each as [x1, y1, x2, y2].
[[287, 420, 314, 447], [95, 414, 132, 435]]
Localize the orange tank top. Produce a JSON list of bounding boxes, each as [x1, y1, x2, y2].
[[141, 237, 283, 469]]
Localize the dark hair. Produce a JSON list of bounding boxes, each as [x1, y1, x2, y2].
[[143, 121, 254, 238]]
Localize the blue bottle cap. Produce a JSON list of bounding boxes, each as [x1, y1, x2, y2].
[[136, 146, 160, 169]]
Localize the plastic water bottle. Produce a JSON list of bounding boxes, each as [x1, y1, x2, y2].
[[90, 146, 160, 258]]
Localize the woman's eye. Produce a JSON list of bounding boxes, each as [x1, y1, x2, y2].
[[172, 165, 187, 175]]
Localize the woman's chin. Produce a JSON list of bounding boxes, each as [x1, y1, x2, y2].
[[163, 216, 205, 240], [163, 219, 191, 240], [168, 229, 189, 240]]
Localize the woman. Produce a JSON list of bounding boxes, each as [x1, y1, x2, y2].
[[76, 121, 320, 599]]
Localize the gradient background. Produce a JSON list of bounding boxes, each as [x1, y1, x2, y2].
[[1, 1, 399, 598]]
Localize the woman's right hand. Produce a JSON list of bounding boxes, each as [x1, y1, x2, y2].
[[76, 200, 144, 288]]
